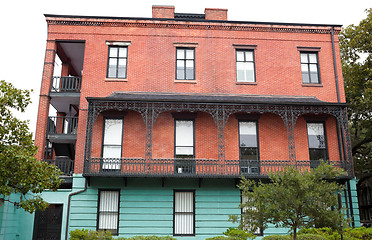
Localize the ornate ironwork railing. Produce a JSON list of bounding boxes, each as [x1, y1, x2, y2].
[[51, 76, 81, 92], [47, 116, 78, 135], [47, 156, 75, 176], [84, 158, 350, 178]]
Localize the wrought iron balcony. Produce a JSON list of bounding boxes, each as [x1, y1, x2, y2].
[[47, 116, 78, 135], [83, 158, 350, 178], [51, 76, 81, 92], [46, 156, 75, 176]]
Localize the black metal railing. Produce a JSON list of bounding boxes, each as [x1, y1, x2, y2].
[[47, 156, 75, 176], [84, 158, 349, 178], [47, 116, 78, 135], [51, 76, 81, 92]]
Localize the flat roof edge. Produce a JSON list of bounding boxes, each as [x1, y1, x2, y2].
[[44, 13, 342, 28]]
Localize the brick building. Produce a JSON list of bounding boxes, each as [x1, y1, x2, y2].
[[0, 6, 360, 240]]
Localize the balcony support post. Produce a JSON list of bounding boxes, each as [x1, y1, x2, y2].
[[144, 103, 154, 161], [83, 101, 95, 174], [280, 106, 298, 162], [335, 107, 354, 176]]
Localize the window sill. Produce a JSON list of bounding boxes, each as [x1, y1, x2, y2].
[[236, 82, 257, 85], [105, 78, 128, 82], [174, 80, 197, 84], [302, 83, 323, 87]]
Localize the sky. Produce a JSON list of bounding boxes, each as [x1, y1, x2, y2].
[[0, 0, 371, 135]]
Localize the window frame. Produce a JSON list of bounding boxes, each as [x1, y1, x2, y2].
[[101, 117, 124, 170], [175, 48, 195, 80], [238, 120, 260, 174], [106, 46, 128, 79], [173, 190, 195, 236], [97, 189, 120, 235], [306, 121, 329, 163], [300, 51, 321, 84], [174, 119, 195, 159], [236, 49, 256, 83]]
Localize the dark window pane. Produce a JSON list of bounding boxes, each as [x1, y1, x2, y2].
[[309, 148, 327, 161], [240, 147, 258, 160]]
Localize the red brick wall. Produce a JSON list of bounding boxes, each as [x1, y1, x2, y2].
[[36, 16, 347, 173]]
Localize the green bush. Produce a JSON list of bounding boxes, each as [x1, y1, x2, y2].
[[117, 236, 177, 240], [69, 229, 112, 240], [297, 234, 326, 240], [206, 236, 232, 240], [205, 227, 256, 240], [262, 235, 291, 240], [69, 230, 176, 240], [298, 227, 372, 240]]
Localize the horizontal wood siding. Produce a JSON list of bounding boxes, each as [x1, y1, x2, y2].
[[68, 178, 240, 239]]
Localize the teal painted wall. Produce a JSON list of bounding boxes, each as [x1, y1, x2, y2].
[[68, 177, 241, 240], [0, 180, 74, 240], [0, 177, 361, 240]]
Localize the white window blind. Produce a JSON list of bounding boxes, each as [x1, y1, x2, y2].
[[174, 191, 194, 235], [98, 190, 119, 234], [102, 119, 123, 170]]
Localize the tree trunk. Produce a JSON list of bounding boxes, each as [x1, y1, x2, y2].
[[293, 226, 297, 240]]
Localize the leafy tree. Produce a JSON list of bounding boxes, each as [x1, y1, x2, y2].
[[0, 80, 62, 213], [232, 162, 346, 240], [339, 8, 372, 178]]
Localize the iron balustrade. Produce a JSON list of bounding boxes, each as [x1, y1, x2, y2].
[[51, 76, 81, 92], [84, 158, 349, 178], [46, 156, 75, 176], [47, 116, 78, 135]]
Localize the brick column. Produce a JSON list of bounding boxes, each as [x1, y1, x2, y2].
[[35, 40, 56, 160]]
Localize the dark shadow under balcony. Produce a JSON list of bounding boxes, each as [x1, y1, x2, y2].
[[47, 116, 78, 143], [83, 158, 351, 178]]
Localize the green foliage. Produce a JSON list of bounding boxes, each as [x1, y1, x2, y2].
[[69, 230, 178, 240], [0, 80, 62, 213], [69, 229, 112, 240], [263, 235, 325, 240], [234, 162, 345, 240], [205, 227, 256, 240], [116, 236, 177, 240], [262, 235, 291, 240], [339, 8, 372, 178], [299, 227, 372, 240]]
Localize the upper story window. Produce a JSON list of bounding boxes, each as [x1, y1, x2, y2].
[[175, 120, 194, 158], [236, 50, 255, 82], [176, 48, 195, 80], [239, 121, 259, 174], [306, 122, 328, 163], [300, 52, 320, 84], [102, 118, 123, 170], [107, 46, 127, 79]]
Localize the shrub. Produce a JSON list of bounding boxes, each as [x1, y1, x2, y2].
[[205, 227, 256, 240], [298, 227, 372, 240], [69, 229, 112, 240], [297, 234, 326, 240], [117, 236, 177, 240], [262, 235, 291, 240]]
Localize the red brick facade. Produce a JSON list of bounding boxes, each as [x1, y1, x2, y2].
[[35, 6, 349, 176]]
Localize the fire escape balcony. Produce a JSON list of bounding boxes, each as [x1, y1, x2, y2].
[[83, 158, 351, 178], [47, 116, 78, 143], [50, 76, 81, 93], [45, 156, 74, 188]]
